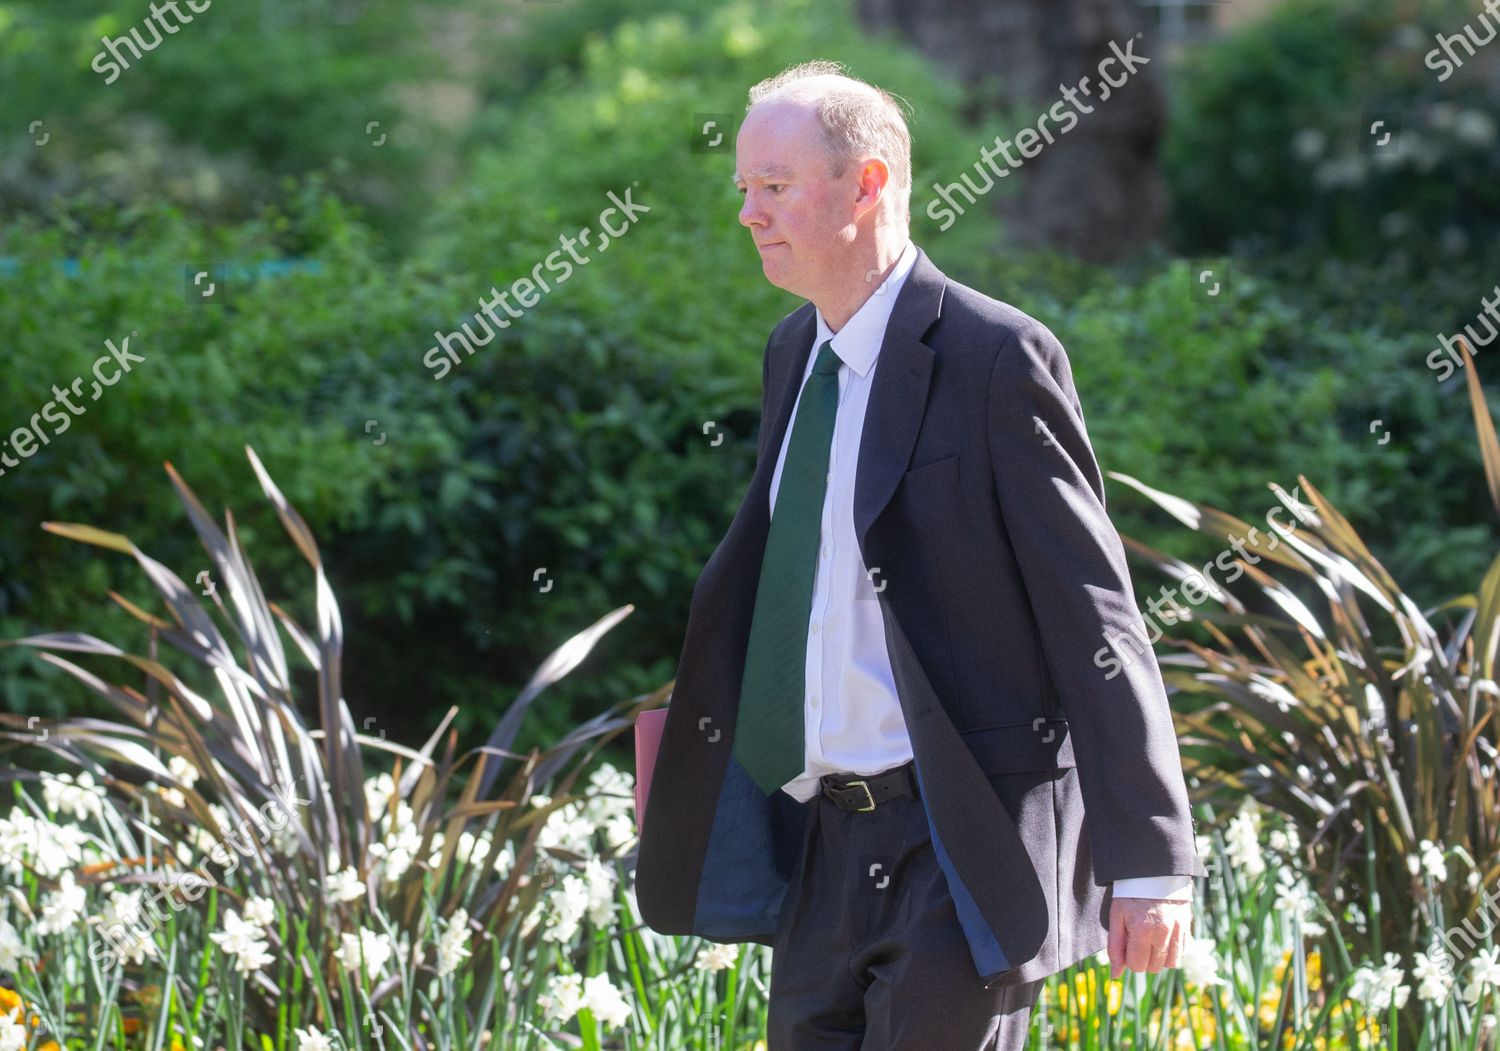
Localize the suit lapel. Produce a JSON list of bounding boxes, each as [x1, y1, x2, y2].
[[752, 245, 948, 554], [852, 249, 944, 550]]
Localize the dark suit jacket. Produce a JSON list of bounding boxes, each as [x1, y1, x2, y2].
[[634, 244, 1206, 987]]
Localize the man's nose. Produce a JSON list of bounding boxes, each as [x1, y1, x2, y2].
[[738, 194, 763, 228]]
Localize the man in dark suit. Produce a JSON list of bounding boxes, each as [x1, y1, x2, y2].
[[635, 59, 1205, 1049]]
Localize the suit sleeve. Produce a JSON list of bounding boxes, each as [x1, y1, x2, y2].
[[986, 320, 1206, 886]]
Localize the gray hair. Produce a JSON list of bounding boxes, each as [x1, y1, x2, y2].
[[746, 60, 913, 227]]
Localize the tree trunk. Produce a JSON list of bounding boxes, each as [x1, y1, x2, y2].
[[856, 0, 1167, 263]]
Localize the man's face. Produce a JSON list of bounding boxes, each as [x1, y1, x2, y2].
[[734, 100, 856, 298]]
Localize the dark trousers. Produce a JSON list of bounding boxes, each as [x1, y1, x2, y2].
[[768, 762, 1043, 1050]]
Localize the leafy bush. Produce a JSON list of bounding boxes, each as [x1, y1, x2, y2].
[[956, 245, 1500, 607], [0, 0, 456, 251], [0, 183, 470, 732], [0, 445, 660, 1047], [1163, 0, 1500, 261], [5, 0, 1494, 764], [1117, 353, 1500, 1045], [0, 0, 1009, 745]]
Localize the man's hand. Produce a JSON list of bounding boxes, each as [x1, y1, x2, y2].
[[1108, 897, 1191, 979]]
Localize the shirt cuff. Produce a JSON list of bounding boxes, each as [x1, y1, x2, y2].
[[1112, 875, 1193, 900]]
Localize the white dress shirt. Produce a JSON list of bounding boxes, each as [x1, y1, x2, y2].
[[765, 239, 1190, 901]]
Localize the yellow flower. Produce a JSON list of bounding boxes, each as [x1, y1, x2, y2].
[[1168, 995, 1218, 1042], [1257, 980, 1287, 1028], [1073, 970, 1092, 1013], [0, 987, 46, 1037], [1268, 947, 1322, 993], [1107, 976, 1124, 1016], [1070, 968, 1120, 1016]]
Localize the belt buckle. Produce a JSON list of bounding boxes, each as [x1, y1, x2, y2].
[[843, 778, 877, 812]]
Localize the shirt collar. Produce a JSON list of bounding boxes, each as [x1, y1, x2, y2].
[[814, 239, 919, 379]]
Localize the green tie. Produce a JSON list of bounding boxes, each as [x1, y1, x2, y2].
[[733, 339, 843, 795]]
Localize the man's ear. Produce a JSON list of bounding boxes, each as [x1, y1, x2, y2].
[[853, 158, 890, 216]]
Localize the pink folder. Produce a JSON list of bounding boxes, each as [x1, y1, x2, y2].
[[634, 707, 668, 834]]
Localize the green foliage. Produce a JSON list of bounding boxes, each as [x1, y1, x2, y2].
[[957, 245, 1500, 606], [0, 0, 455, 251], [3, 0, 1006, 738], [0, 444, 650, 1045], [420, 0, 999, 340], [395, 0, 1010, 735], [1116, 371, 1500, 1044], [4, 0, 1494, 760], [0, 182, 446, 720], [1162, 0, 1500, 260], [1, 757, 1459, 1047]]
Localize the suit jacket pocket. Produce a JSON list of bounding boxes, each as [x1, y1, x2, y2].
[[899, 453, 960, 503], [960, 718, 1075, 776]]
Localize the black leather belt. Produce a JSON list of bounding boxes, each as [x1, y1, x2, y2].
[[820, 760, 918, 812]]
